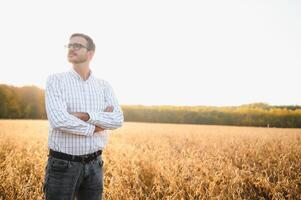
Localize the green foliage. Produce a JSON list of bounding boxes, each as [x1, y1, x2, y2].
[[122, 104, 301, 128], [0, 84, 300, 127], [0, 84, 45, 119]]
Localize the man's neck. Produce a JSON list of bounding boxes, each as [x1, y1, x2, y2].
[[73, 64, 91, 81]]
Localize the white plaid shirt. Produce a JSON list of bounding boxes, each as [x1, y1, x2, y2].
[[45, 68, 124, 155]]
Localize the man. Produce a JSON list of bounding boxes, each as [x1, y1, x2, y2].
[[43, 33, 124, 200]]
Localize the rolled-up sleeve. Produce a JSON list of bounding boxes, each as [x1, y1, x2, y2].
[[87, 81, 124, 130], [45, 74, 95, 136]]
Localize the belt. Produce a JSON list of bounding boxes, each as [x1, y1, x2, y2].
[[49, 149, 102, 163]]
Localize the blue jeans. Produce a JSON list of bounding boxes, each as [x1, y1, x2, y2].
[[43, 155, 104, 200]]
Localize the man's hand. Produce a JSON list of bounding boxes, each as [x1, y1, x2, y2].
[[70, 106, 114, 133], [94, 126, 104, 133], [104, 106, 114, 112], [71, 106, 114, 121], [71, 112, 90, 122]]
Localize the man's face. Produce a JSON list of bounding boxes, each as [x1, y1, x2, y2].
[[67, 36, 92, 64]]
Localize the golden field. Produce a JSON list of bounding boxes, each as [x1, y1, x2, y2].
[[0, 120, 300, 200]]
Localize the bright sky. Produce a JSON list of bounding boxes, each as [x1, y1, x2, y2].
[[0, 0, 300, 106]]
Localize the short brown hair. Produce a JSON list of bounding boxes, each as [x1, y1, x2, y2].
[[70, 33, 95, 51]]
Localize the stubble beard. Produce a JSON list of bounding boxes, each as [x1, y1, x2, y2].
[[68, 54, 88, 65]]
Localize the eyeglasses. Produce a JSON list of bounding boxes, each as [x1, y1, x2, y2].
[[65, 43, 89, 50]]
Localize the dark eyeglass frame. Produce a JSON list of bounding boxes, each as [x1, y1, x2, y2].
[[65, 43, 90, 50]]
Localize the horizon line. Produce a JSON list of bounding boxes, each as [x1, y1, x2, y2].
[[0, 82, 300, 107]]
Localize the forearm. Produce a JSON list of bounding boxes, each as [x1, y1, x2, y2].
[[87, 111, 124, 130], [71, 106, 123, 130], [69, 112, 105, 132], [46, 109, 96, 136]]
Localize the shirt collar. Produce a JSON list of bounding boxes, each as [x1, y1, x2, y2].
[[69, 67, 94, 82]]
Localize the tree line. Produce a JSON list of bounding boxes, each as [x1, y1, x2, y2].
[[0, 84, 45, 119], [0, 84, 300, 128]]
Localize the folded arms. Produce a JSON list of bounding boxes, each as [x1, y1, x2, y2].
[[45, 75, 124, 136]]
